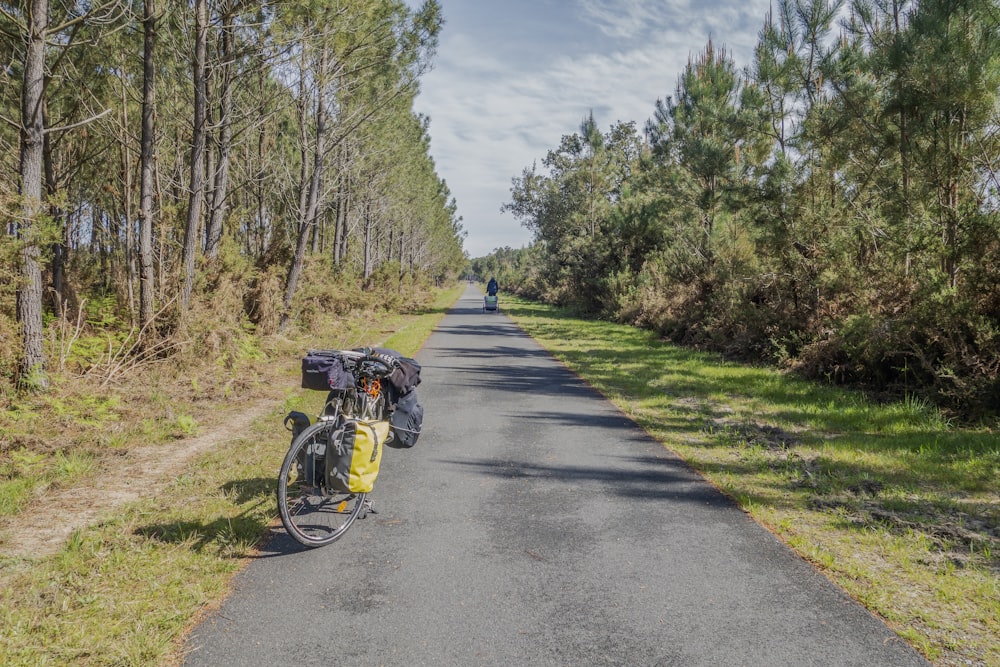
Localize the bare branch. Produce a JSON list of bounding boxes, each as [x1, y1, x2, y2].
[[43, 107, 113, 136], [0, 112, 20, 131]]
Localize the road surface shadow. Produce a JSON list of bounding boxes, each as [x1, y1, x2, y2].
[[441, 454, 731, 505]]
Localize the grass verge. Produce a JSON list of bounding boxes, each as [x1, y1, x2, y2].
[[501, 297, 999, 667], [0, 283, 463, 667]]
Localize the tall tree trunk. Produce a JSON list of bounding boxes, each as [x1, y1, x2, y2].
[[139, 0, 157, 328], [362, 199, 373, 281], [294, 43, 310, 242], [281, 41, 329, 330], [311, 215, 321, 254], [43, 101, 66, 319], [95, 207, 111, 290], [206, 5, 235, 259], [118, 63, 137, 324], [333, 144, 348, 266], [333, 187, 345, 265], [338, 188, 350, 264], [254, 63, 268, 258], [398, 228, 406, 290], [943, 111, 964, 289], [204, 83, 215, 252], [180, 0, 208, 314], [155, 144, 168, 305], [17, 0, 49, 389]]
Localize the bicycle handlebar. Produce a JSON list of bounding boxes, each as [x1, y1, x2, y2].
[[324, 349, 399, 377]]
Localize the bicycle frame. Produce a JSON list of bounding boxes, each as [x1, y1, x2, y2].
[[318, 350, 395, 425], [322, 381, 387, 423]]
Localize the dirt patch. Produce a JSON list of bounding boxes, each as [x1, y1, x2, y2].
[[0, 399, 277, 559]]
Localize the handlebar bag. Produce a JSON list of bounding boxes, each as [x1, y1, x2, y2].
[[374, 347, 422, 395], [301, 351, 352, 391], [325, 420, 389, 493]]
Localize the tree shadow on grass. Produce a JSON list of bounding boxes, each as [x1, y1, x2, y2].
[[691, 444, 1000, 568], [511, 308, 1000, 461]]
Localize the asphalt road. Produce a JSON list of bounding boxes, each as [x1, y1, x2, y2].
[[181, 284, 929, 667]]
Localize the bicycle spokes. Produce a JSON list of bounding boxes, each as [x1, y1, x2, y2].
[[277, 421, 368, 547]]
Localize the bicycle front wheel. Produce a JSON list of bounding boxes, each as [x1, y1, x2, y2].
[[277, 420, 367, 548]]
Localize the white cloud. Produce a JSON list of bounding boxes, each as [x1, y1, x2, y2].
[[412, 0, 774, 256], [577, 0, 694, 39]]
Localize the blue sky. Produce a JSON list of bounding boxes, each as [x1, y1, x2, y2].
[[406, 0, 773, 257]]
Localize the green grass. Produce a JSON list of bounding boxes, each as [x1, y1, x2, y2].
[[0, 284, 464, 667], [0, 448, 98, 518], [501, 297, 999, 667]]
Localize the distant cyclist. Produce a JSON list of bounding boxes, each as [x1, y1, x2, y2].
[[486, 276, 498, 296]]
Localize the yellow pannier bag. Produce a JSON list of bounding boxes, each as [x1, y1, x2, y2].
[[326, 420, 389, 494]]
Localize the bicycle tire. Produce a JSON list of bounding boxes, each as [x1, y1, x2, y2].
[[277, 420, 367, 547]]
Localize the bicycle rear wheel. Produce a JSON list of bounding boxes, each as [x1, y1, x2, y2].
[[277, 420, 367, 547]]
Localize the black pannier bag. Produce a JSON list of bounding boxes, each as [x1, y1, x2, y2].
[[374, 347, 424, 448], [282, 411, 327, 487], [387, 389, 423, 449], [301, 350, 352, 391]]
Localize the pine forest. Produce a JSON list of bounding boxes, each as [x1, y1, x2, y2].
[[1, 0, 465, 394]]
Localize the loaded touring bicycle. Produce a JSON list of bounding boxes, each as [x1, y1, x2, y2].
[[278, 347, 423, 547]]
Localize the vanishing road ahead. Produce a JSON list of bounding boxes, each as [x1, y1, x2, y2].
[[182, 284, 928, 667]]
